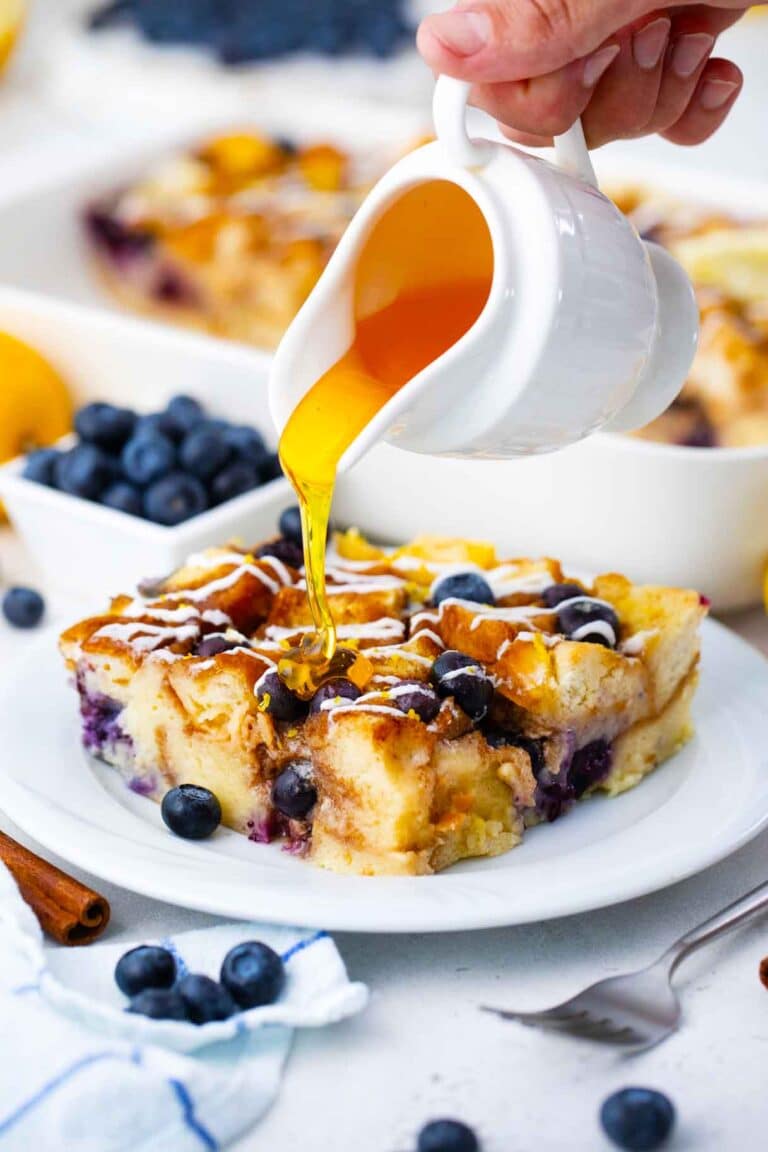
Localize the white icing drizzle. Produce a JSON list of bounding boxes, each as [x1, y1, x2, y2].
[[94, 622, 199, 651], [265, 618, 405, 642], [370, 674, 400, 684], [439, 664, 484, 682], [362, 646, 434, 666], [570, 620, 616, 645], [323, 566, 405, 588], [259, 555, 293, 586], [496, 639, 511, 660], [202, 609, 232, 627], [162, 561, 281, 601], [410, 610, 440, 628], [486, 566, 555, 598], [620, 629, 657, 656], [295, 577, 405, 595], [124, 601, 199, 624], [411, 628, 445, 650], [184, 549, 251, 571], [327, 703, 406, 722]]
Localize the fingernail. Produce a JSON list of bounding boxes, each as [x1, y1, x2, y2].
[[428, 8, 492, 57], [671, 33, 714, 79], [582, 44, 620, 88], [632, 17, 670, 70], [699, 78, 740, 110]]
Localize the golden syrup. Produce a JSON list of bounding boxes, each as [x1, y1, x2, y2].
[[277, 180, 493, 695]]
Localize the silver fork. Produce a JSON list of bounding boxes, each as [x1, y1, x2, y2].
[[483, 878, 768, 1048]]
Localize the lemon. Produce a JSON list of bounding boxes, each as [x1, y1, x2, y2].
[[671, 227, 768, 303], [0, 332, 73, 464], [0, 0, 24, 75]]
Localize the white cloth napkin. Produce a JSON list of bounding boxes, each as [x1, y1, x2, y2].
[[0, 863, 368, 1151]]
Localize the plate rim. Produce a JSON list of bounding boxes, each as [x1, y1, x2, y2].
[[2, 617, 767, 933]]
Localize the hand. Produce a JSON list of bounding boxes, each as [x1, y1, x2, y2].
[[417, 0, 752, 148]]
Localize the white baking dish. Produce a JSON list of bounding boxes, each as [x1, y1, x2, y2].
[[0, 122, 765, 608]]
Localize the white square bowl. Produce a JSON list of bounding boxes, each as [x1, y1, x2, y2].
[[0, 287, 293, 595]]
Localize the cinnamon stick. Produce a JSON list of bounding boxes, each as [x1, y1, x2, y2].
[[0, 832, 110, 945]]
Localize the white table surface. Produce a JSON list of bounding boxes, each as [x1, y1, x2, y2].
[[2, 6, 768, 1148]]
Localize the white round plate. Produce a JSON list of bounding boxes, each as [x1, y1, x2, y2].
[[2, 619, 767, 933]]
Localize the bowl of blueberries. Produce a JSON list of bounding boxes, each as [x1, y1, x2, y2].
[[0, 393, 293, 595]]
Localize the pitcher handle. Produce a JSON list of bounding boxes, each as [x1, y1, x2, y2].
[[433, 75, 597, 188]]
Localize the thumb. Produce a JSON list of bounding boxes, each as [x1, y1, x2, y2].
[[417, 0, 652, 82]]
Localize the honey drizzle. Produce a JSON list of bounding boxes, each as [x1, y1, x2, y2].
[[277, 180, 494, 697]]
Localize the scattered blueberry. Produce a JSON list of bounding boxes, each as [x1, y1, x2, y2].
[[122, 433, 176, 486], [144, 472, 208, 526], [127, 987, 188, 1021], [22, 447, 61, 486], [84, 207, 154, 261], [309, 678, 361, 714], [600, 1088, 675, 1151], [557, 597, 620, 646], [417, 1118, 480, 1152], [135, 411, 185, 443], [256, 670, 307, 722], [115, 944, 176, 997], [161, 784, 222, 839], [2, 586, 45, 629], [255, 537, 304, 569], [541, 582, 584, 609], [272, 765, 318, 821], [220, 941, 285, 1009], [432, 572, 495, 608], [432, 651, 493, 721], [210, 461, 260, 504], [484, 729, 546, 777], [101, 481, 143, 517], [390, 680, 440, 723], [195, 633, 247, 658], [569, 739, 612, 798], [177, 973, 237, 1025], [55, 444, 115, 500], [75, 402, 136, 450], [180, 427, 232, 481], [165, 394, 204, 435], [278, 505, 302, 546]]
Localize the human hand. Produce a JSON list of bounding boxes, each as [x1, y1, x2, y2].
[[417, 0, 752, 148]]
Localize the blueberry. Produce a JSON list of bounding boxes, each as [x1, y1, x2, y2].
[[195, 633, 247, 658], [127, 987, 188, 1021], [161, 784, 222, 839], [101, 481, 143, 517], [569, 739, 612, 798], [278, 505, 302, 545], [484, 730, 546, 777], [165, 394, 205, 435], [259, 452, 283, 483], [210, 461, 260, 504], [417, 1118, 479, 1152], [600, 1088, 675, 1151], [55, 444, 115, 500], [22, 447, 61, 486], [255, 538, 304, 568], [177, 973, 237, 1025], [542, 582, 584, 609], [431, 650, 479, 684], [144, 473, 208, 526], [432, 651, 493, 721], [557, 598, 620, 647], [180, 427, 232, 481], [134, 0, 220, 44], [361, 8, 407, 57], [2, 587, 45, 629], [309, 679, 361, 714], [153, 268, 194, 305], [122, 433, 176, 486], [75, 402, 136, 450], [220, 941, 285, 1009], [272, 765, 317, 820], [135, 411, 185, 443], [391, 680, 440, 723], [224, 425, 268, 468], [84, 207, 154, 262], [432, 572, 495, 608], [256, 670, 307, 722], [115, 944, 176, 997], [87, 0, 134, 32]]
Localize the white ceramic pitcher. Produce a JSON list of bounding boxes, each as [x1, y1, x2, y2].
[[270, 76, 699, 465]]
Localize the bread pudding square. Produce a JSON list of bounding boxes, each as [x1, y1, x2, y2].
[[60, 531, 705, 875]]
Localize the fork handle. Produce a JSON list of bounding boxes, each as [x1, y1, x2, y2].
[[664, 878, 768, 974]]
